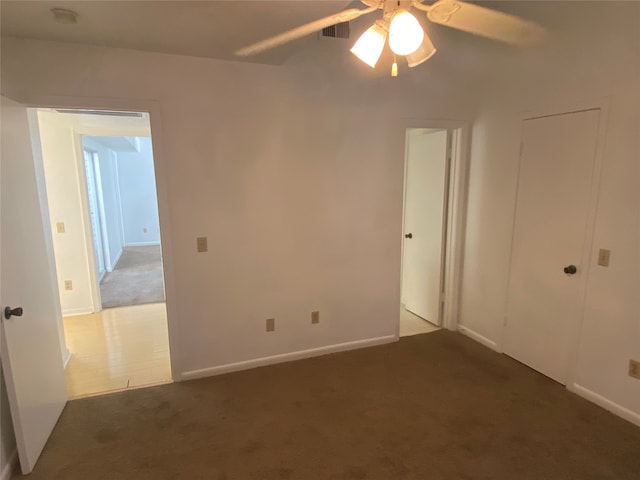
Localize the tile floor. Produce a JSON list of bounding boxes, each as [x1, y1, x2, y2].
[[63, 302, 172, 399], [399, 305, 440, 337]]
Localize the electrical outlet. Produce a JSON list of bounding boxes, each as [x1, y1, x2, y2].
[[64, 280, 73, 291], [56, 222, 65, 233], [196, 237, 208, 253], [629, 359, 640, 380], [597, 248, 611, 267], [311, 311, 320, 324], [266, 318, 275, 332]]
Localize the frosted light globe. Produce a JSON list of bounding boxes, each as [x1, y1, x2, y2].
[[388, 11, 424, 56], [350, 22, 387, 68]]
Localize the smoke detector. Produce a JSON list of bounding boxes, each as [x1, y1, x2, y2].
[[50, 8, 78, 24]]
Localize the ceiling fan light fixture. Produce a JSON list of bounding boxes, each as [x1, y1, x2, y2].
[[406, 32, 436, 68], [388, 10, 424, 56], [350, 21, 387, 68]]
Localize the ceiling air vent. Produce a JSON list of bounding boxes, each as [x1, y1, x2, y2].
[[54, 109, 144, 118], [321, 22, 350, 39]]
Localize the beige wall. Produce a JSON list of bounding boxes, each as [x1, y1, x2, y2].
[[38, 111, 96, 316], [0, 37, 475, 379]]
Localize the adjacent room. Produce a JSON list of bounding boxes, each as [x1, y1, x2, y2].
[[0, 1, 638, 479], [36, 109, 171, 400]]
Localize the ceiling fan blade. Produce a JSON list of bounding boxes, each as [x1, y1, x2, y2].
[[426, 0, 545, 46], [235, 7, 377, 56]]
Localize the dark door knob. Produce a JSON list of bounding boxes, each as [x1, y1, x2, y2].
[[404, 233, 413, 239], [4, 306, 23, 319], [563, 265, 577, 275]]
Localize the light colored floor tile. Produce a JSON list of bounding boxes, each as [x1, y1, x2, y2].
[[399, 306, 440, 337], [63, 302, 172, 399]]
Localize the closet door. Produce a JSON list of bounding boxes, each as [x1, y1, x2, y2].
[[504, 109, 600, 384]]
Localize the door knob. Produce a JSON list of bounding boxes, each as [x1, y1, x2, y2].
[[4, 306, 23, 320], [563, 265, 577, 275], [404, 233, 413, 239]]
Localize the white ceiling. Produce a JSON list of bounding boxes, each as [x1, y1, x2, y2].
[[1, 1, 559, 65], [1, 1, 623, 76], [1, 0, 356, 65]]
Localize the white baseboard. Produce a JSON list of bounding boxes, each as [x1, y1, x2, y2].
[[1, 449, 18, 480], [458, 325, 499, 351], [107, 247, 123, 271], [63, 348, 72, 369], [569, 383, 640, 427], [124, 241, 161, 247], [62, 307, 93, 317], [181, 335, 398, 381]]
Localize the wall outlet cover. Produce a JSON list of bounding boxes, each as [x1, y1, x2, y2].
[[56, 222, 65, 233], [266, 318, 275, 332], [64, 280, 73, 291], [629, 359, 640, 379], [597, 248, 611, 267], [196, 236, 208, 253]]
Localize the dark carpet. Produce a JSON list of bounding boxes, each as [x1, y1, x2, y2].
[[16, 331, 640, 479], [100, 246, 165, 308]]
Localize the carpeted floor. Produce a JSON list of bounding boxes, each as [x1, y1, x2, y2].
[[16, 331, 640, 479], [100, 246, 165, 308]]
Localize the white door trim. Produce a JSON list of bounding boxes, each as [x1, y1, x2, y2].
[[75, 142, 104, 312], [8, 93, 181, 382], [498, 98, 610, 387], [397, 118, 471, 334]]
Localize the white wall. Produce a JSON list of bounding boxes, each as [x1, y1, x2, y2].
[[82, 136, 125, 269], [459, 2, 640, 422], [116, 137, 161, 246], [38, 112, 95, 316], [0, 37, 476, 378]]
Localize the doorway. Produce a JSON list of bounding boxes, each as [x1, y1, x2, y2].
[[400, 128, 452, 337], [36, 108, 171, 399]]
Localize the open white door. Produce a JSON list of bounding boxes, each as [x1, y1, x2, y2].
[[0, 96, 68, 474], [401, 129, 449, 325]]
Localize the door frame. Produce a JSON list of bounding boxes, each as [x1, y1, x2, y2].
[[397, 118, 471, 335], [80, 147, 108, 297], [10, 93, 181, 382], [499, 97, 610, 389], [85, 148, 112, 278]]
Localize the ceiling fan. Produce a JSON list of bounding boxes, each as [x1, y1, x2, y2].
[[235, 0, 545, 76]]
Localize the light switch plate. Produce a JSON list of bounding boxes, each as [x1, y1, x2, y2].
[[64, 280, 73, 291], [311, 311, 320, 324], [56, 222, 65, 233], [196, 237, 208, 253], [597, 248, 611, 267], [629, 359, 640, 380], [266, 318, 275, 332]]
